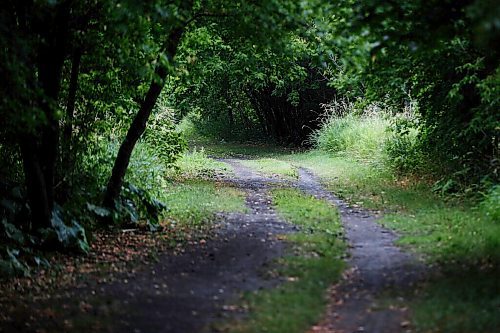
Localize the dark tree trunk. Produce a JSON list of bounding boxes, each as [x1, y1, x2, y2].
[[20, 137, 52, 230], [227, 107, 234, 129], [102, 27, 184, 211], [19, 2, 71, 229]]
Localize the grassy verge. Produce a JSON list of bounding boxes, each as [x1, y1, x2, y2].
[[162, 179, 247, 227], [275, 150, 499, 333], [160, 148, 247, 240], [282, 150, 438, 212], [239, 158, 298, 179], [223, 188, 345, 333], [165, 148, 233, 180]]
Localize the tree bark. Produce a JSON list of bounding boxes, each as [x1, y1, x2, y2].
[[20, 137, 52, 230], [102, 27, 184, 211], [37, 8, 70, 213], [19, 1, 71, 229]]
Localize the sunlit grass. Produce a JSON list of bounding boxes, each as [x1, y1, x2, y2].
[[165, 148, 233, 180], [239, 158, 298, 179], [281, 150, 436, 212], [162, 179, 247, 226], [312, 112, 389, 162]]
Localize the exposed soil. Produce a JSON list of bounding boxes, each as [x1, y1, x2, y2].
[[0, 158, 425, 333]]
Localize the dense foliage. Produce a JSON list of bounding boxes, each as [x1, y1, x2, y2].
[[0, 0, 321, 275], [0, 0, 498, 275]]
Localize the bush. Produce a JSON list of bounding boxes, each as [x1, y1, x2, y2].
[[384, 101, 428, 175], [144, 106, 187, 167]]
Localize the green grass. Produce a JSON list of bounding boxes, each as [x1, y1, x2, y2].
[[160, 148, 245, 227], [239, 158, 298, 179], [224, 188, 345, 333], [165, 148, 233, 180], [162, 179, 247, 226], [282, 150, 437, 212], [271, 150, 499, 333], [312, 111, 389, 162], [379, 194, 500, 333], [412, 267, 500, 333], [199, 141, 295, 158], [382, 207, 500, 264]]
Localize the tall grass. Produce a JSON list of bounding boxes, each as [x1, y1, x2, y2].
[[311, 99, 389, 163]]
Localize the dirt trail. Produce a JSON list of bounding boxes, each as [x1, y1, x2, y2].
[[107, 161, 297, 333], [1, 158, 424, 333], [1, 160, 295, 333], [297, 168, 425, 333]]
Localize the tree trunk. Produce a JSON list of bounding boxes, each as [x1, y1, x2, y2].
[[20, 136, 52, 230], [20, 2, 71, 229], [102, 27, 184, 211]]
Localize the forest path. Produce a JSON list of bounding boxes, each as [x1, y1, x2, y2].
[[1, 158, 425, 333], [92, 159, 298, 332], [224, 159, 426, 332], [0, 158, 296, 333]]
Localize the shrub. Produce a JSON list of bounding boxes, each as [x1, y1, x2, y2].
[[144, 106, 187, 167], [384, 101, 428, 175]]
